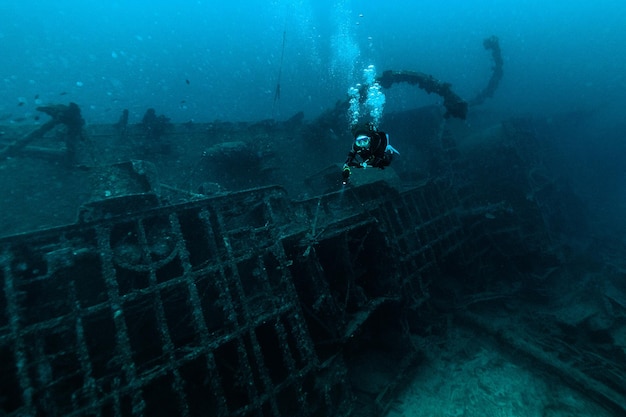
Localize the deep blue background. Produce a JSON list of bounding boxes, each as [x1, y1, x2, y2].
[[1, 1, 625, 124]]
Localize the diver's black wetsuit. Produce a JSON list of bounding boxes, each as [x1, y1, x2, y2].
[[344, 130, 392, 169]]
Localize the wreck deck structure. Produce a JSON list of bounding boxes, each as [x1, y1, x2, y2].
[[1, 106, 626, 417]]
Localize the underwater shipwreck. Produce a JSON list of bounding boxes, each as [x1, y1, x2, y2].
[[1, 37, 626, 416]]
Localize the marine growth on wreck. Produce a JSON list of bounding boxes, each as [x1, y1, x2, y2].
[[1, 6, 626, 417]]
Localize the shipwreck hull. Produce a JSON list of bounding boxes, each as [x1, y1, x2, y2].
[[0, 172, 480, 416], [2, 110, 625, 416]]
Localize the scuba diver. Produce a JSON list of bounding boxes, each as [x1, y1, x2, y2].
[[342, 123, 398, 184]]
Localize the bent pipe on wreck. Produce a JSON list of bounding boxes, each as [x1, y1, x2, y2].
[[374, 36, 502, 120], [468, 36, 503, 107]]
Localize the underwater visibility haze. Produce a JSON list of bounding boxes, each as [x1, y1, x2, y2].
[[2, 1, 626, 416], [1, 0, 625, 124]]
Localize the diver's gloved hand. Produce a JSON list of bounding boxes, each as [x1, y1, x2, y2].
[[342, 164, 351, 184]]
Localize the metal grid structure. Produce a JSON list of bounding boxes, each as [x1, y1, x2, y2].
[[1, 186, 324, 416], [0, 173, 476, 416]]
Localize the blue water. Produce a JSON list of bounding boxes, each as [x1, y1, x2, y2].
[[1, 0, 624, 125]]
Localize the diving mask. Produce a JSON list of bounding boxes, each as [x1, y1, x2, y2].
[[355, 134, 371, 148]]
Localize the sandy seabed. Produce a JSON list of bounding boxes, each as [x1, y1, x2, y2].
[[386, 327, 613, 417]]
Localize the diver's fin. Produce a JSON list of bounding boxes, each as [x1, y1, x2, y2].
[[385, 134, 400, 154]]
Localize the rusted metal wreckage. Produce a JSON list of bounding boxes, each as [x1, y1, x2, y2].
[[2, 112, 625, 416], [2, 38, 626, 417], [0, 178, 442, 416]]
